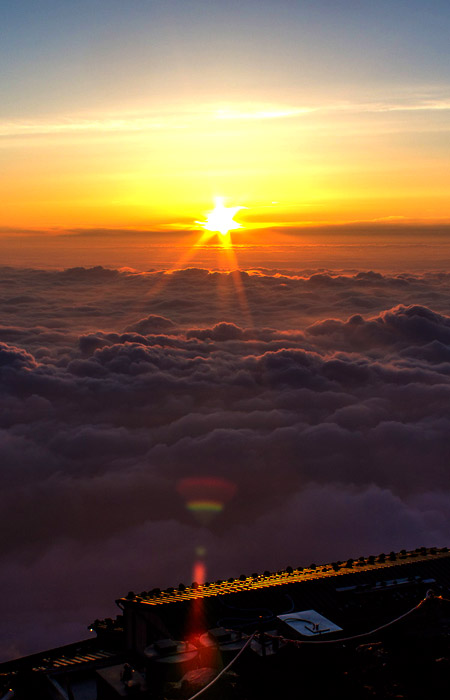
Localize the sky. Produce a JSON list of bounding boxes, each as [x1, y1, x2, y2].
[[2, 0, 450, 662], [1, 0, 450, 241]]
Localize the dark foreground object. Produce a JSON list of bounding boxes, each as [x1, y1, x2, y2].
[[2, 546, 450, 699]]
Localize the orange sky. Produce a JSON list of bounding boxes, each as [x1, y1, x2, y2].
[[2, 1, 450, 257], [2, 99, 450, 235]]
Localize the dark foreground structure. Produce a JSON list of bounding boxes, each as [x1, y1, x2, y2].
[[3, 546, 450, 699]]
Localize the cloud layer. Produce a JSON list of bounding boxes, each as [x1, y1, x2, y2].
[[2, 265, 450, 659]]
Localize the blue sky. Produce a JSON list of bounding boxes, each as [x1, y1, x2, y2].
[[2, 0, 450, 117]]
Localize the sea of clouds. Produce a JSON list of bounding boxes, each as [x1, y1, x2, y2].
[[2, 264, 450, 659]]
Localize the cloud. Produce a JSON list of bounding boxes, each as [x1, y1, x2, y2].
[[2, 265, 450, 659], [2, 92, 449, 140], [307, 304, 450, 351], [125, 314, 176, 335]]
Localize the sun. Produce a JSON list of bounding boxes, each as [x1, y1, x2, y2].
[[197, 197, 244, 237]]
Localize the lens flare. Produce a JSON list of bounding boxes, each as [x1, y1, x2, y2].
[[177, 476, 236, 525], [192, 559, 206, 585], [183, 555, 208, 646], [187, 500, 223, 515], [175, 478, 235, 643]]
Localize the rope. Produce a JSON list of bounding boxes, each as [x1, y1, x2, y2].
[[436, 595, 450, 603], [186, 632, 256, 700], [186, 593, 448, 698], [266, 597, 428, 646]]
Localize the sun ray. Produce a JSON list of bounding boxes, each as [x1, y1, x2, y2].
[[142, 198, 252, 326], [218, 244, 253, 326]]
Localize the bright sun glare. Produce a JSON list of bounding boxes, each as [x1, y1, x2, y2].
[[198, 197, 244, 236]]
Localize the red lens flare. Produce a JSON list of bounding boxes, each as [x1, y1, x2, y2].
[[177, 476, 237, 525], [192, 559, 206, 586]]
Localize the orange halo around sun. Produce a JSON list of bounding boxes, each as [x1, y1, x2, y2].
[[143, 197, 252, 328], [196, 197, 244, 245]]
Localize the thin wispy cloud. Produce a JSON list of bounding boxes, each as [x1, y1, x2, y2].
[[215, 106, 315, 120], [0, 117, 182, 138], [2, 93, 450, 139], [350, 98, 450, 113], [0, 105, 310, 138]]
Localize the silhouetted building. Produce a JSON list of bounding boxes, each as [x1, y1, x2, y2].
[[2, 546, 450, 699]]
